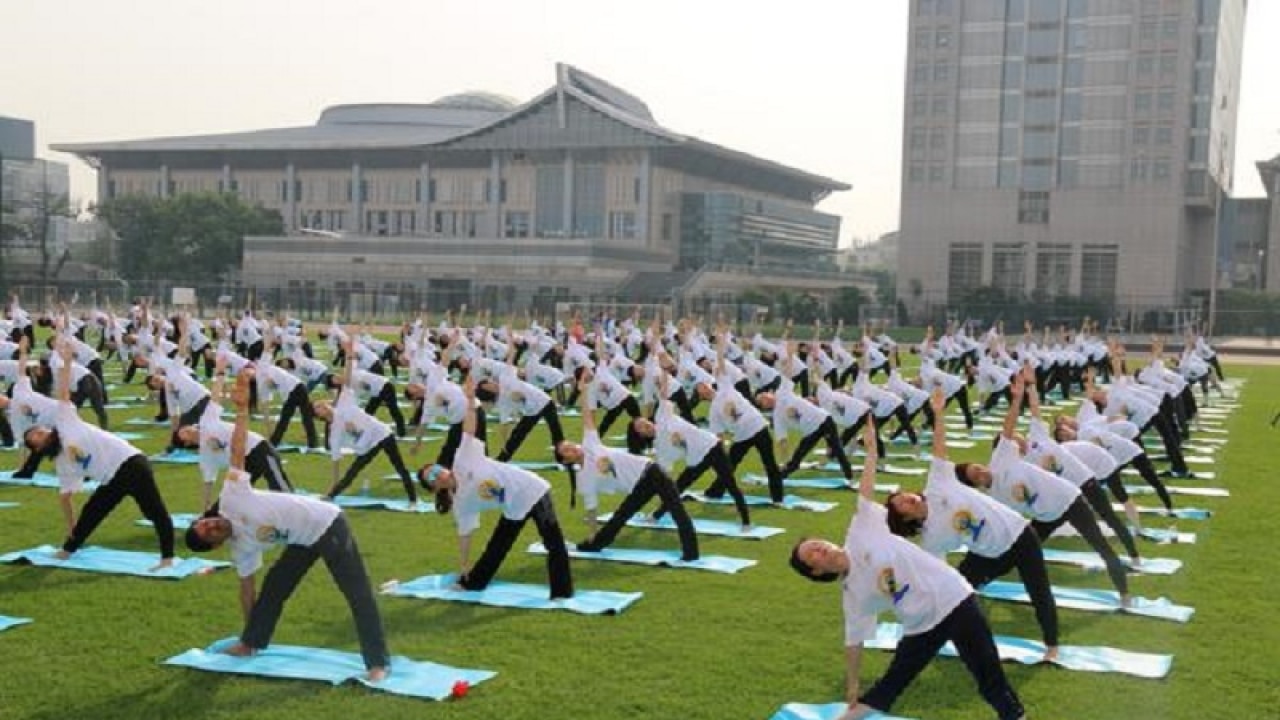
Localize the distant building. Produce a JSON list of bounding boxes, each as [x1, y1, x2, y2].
[[897, 0, 1248, 321], [838, 231, 899, 273], [54, 64, 851, 314], [1, 115, 73, 265], [1256, 153, 1279, 292]]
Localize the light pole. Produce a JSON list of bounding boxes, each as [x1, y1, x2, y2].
[[1258, 248, 1267, 292]]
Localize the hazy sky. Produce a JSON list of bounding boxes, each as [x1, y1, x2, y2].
[[5, 1, 1279, 244]]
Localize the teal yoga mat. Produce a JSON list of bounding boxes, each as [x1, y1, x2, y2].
[[382, 574, 641, 615], [683, 490, 837, 513], [865, 622, 1172, 679], [0, 545, 229, 579], [598, 512, 785, 539], [979, 580, 1194, 622], [164, 637, 497, 701], [527, 542, 756, 574], [769, 703, 916, 720]]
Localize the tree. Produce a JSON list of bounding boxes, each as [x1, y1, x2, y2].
[[94, 192, 282, 286], [1, 184, 74, 284], [830, 285, 868, 326]]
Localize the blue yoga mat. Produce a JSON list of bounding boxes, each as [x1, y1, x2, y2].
[[1124, 469, 1219, 481], [1041, 548, 1183, 575], [1125, 484, 1228, 498], [527, 542, 756, 574], [150, 451, 202, 465], [683, 491, 836, 513], [508, 461, 566, 472], [1118, 504, 1212, 520], [1051, 524, 1197, 545], [124, 417, 169, 427], [0, 615, 32, 632], [598, 512, 785, 540], [0, 502, 19, 509], [0, 545, 229, 579], [110, 431, 149, 441], [324, 494, 433, 514], [817, 461, 925, 477], [979, 580, 1194, 623], [165, 637, 497, 700], [383, 574, 641, 615], [865, 622, 1172, 679], [769, 703, 915, 720], [0, 472, 97, 492], [275, 444, 317, 454], [743, 474, 900, 494], [137, 513, 201, 530]]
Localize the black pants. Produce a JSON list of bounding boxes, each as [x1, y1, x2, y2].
[[586, 465, 699, 561], [980, 386, 1012, 415], [860, 595, 1023, 720], [956, 526, 1059, 647], [271, 384, 320, 448], [1117, 454, 1174, 512], [242, 514, 389, 670], [63, 455, 174, 559], [598, 395, 641, 437], [1082, 477, 1140, 559], [923, 385, 973, 430], [331, 436, 416, 503], [783, 417, 854, 480], [364, 384, 406, 438], [71, 375, 109, 430], [1208, 355, 1225, 381], [1033, 496, 1128, 595], [885, 405, 921, 445], [0, 411, 14, 447], [669, 445, 751, 526], [460, 492, 574, 599], [727, 427, 785, 502], [1142, 414, 1187, 475], [245, 442, 293, 493], [497, 401, 563, 462], [840, 413, 885, 459], [437, 408, 487, 469]]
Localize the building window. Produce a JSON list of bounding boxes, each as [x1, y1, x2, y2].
[[992, 243, 1026, 297], [1133, 125, 1151, 145], [1018, 190, 1050, 224], [928, 165, 945, 183], [434, 210, 481, 238], [1154, 125, 1173, 145], [1034, 243, 1072, 297], [608, 211, 637, 239], [1131, 157, 1150, 182], [908, 164, 925, 183], [947, 243, 983, 304], [1081, 245, 1119, 301], [915, 28, 932, 49], [504, 211, 531, 238], [937, 29, 952, 48], [661, 213, 674, 241]]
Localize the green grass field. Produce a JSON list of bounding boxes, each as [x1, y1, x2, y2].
[[1, 359, 1276, 720]]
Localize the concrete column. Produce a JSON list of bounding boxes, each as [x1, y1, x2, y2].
[[562, 150, 575, 236], [490, 153, 502, 237], [351, 162, 364, 234], [419, 160, 431, 235], [285, 162, 297, 232], [97, 164, 111, 202], [221, 164, 232, 194], [159, 164, 170, 198], [637, 151, 651, 245]]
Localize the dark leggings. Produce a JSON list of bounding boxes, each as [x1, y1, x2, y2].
[[71, 376, 110, 430], [497, 401, 564, 462], [589, 464, 699, 561], [1118, 454, 1175, 512], [245, 442, 293, 493], [980, 386, 1012, 414], [923, 385, 973, 430], [783, 418, 854, 480], [598, 395, 641, 437], [330, 436, 417, 503], [670, 445, 751, 525], [63, 455, 174, 559], [1081, 477, 1140, 559], [840, 412, 885, 459], [885, 405, 921, 445], [271, 384, 319, 449], [956, 526, 1059, 647], [1033, 496, 1128, 595], [364, 384, 406, 438], [460, 492, 574, 599], [861, 594, 1024, 720], [727, 427, 785, 502]]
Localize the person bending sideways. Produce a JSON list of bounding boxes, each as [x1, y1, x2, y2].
[[184, 372, 390, 683], [789, 416, 1026, 720]]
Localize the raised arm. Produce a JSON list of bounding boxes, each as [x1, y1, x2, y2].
[[229, 370, 253, 471], [858, 414, 878, 499], [1025, 364, 1042, 420], [929, 388, 947, 460], [1001, 368, 1026, 439], [579, 370, 596, 433], [461, 372, 478, 438]]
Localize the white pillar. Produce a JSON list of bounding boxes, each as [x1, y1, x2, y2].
[[159, 164, 170, 198], [637, 151, 651, 245], [562, 150, 575, 236], [419, 160, 431, 235], [285, 162, 297, 232], [221, 164, 232, 194], [490, 153, 502, 238], [351, 162, 363, 234]]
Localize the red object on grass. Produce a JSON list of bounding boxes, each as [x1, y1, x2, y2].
[[451, 680, 470, 699]]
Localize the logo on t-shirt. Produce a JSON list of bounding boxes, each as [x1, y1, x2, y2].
[[595, 455, 616, 478], [478, 479, 506, 504], [343, 422, 363, 443], [1011, 483, 1038, 509], [877, 567, 912, 606], [206, 437, 228, 452], [68, 445, 93, 470], [669, 432, 687, 450], [951, 510, 986, 543], [255, 525, 288, 544]]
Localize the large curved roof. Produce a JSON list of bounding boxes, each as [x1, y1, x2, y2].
[[431, 91, 519, 112]]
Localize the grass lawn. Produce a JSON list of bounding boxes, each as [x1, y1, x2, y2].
[[0, 357, 1276, 720]]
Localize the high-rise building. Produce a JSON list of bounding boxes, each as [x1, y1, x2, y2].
[[897, 0, 1247, 321]]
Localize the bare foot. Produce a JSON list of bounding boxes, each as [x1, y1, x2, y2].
[[1043, 645, 1060, 663], [150, 557, 175, 572], [222, 641, 257, 657], [53, 549, 72, 561], [365, 666, 388, 683]]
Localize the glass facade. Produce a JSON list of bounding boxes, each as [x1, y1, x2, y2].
[[678, 192, 840, 272]]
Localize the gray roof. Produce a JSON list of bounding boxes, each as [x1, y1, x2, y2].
[[51, 63, 848, 191]]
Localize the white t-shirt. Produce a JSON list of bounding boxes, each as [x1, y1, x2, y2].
[[53, 402, 141, 492], [919, 457, 1029, 558], [10, 376, 59, 440], [328, 390, 391, 461], [420, 379, 468, 427], [350, 369, 389, 402], [450, 435, 549, 536], [772, 384, 829, 439], [815, 382, 871, 429], [708, 384, 766, 441], [1062, 440, 1119, 480], [220, 468, 339, 577], [197, 402, 265, 483], [842, 497, 973, 644], [1024, 419, 1095, 487], [578, 430, 650, 511], [988, 437, 1080, 522], [653, 401, 720, 471], [256, 364, 302, 403], [497, 367, 552, 419]]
